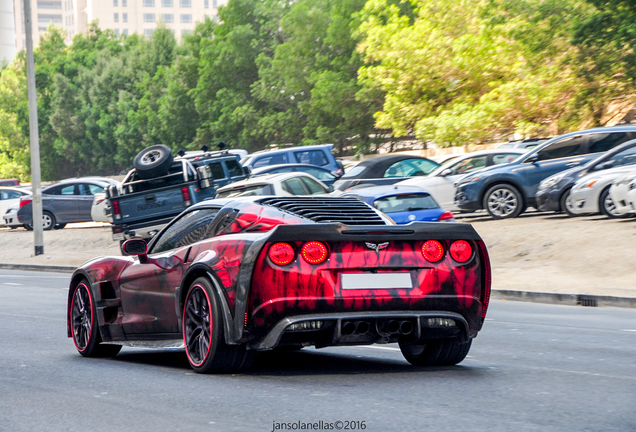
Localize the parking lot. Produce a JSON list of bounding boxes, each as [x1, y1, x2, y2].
[[1, 209, 635, 298]]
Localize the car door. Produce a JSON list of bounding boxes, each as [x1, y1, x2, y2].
[[118, 207, 220, 335], [44, 184, 80, 222], [519, 135, 588, 198], [76, 183, 105, 222]]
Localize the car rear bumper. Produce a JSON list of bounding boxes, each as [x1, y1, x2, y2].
[[249, 310, 471, 350]]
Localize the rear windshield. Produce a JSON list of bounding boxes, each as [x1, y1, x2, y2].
[[373, 193, 438, 214], [342, 165, 367, 178], [215, 184, 272, 198]]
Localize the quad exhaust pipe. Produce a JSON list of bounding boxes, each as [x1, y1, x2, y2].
[[341, 320, 414, 336]]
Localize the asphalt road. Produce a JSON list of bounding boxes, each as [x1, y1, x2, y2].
[[1, 270, 634, 432]]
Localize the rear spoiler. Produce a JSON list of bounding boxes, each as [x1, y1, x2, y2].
[[263, 221, 483, 243]]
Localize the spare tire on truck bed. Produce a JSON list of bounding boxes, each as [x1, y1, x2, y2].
[[133, 145, 174, 179]]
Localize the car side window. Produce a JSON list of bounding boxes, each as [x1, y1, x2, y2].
[[384, 159, 437, 177], [0, 190, 22, 200], [281, 178, 309, 195], [300, 176, 327, 194], [60, 185, 76, 195], [79, 184, 104, 195], [492, 153, 521, 165], [303, 167, 334, 181], [451, 156, 488, 174], [151, 208, 220, 254], [253, 154, 288, 168], [225, 159, 243, 177], [587, 132, 629, 154], [536, 136, 585, 161], [294, 150, 329, 166], [206, 162, 225, 180]]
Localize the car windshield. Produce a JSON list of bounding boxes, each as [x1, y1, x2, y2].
[[589, 143, 636, 170], [216, 184, 271, 198], [373, 193, 438, 213], [342, 165, 367, 178]]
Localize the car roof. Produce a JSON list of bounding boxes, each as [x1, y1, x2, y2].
[[0, 186, 31, 193], [355, 154, 435, 168], [344, 184, 429, 199], [246, 144, 334, 157], [216, 171, 318, 191]]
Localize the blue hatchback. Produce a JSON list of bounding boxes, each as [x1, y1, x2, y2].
[[343, 185, 454, 224]]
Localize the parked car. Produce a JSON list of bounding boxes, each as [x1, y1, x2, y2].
[[333, 155, 440, 191], [454, 126, 636, 218], [91, 192, 113, 223], [343, 185, 454, 223], [0, 178, 20, 187], [568, 165, 636, 217], [2, 205, 21, 228], [498, 138, 549, 151], [215, 172, 330, 198], [109, 145, 248, 242], [609, 169, 636, 216], [1, 187, 31, 227], [240, 144, 344, 175], [67, 196, 491, 372], [17, 178, 118, 230], [536, 138, 636, 215], [398, 149, 525, 211], [250, 163, 341, 186]]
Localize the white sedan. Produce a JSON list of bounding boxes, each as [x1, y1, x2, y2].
[[397, 149, 525, 211], [609, 169, 636, 216], [569, 166, 636, 217], [1, 187, 31, 227], [215, 172, 330, 198]]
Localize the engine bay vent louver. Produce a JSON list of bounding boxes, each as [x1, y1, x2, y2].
[[259, 197, 387, 226]]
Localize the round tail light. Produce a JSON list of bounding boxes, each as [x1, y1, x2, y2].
[[268, 242, 295, 266], [301, 241, 329, 264], [422, 240, 444, 262], [450, 240, 472, 263]]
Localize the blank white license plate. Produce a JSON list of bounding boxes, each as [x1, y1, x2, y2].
[[341, 272, 413, 290]]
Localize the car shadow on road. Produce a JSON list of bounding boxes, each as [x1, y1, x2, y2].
[[105, 348, 487, 377]]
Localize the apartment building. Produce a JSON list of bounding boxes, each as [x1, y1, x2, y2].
[[11, 0, 224, 53], [1, 0, 16, 63]]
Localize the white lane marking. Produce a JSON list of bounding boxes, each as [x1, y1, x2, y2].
[[0, 312, 65, 322], [3, 283, 22, 286], [621, 329, 636, 332], [0, 274, 70, 279]]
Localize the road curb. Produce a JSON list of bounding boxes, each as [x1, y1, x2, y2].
[[2, 263, 635, 308], [491, 289, 636, 309], [0, 263, 76, 273]]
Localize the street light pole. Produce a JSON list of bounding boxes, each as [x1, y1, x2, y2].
[[22, 0, 44, 255]]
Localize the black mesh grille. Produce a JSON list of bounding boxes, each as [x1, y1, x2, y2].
[[259, 197, 387, 225]]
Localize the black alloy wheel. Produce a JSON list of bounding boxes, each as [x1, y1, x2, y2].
[[70, 281, 122, 357], [183, 277, 254, 373]]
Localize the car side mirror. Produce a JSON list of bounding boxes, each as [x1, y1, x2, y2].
[[440, 168, 452, 177], [525, 154, 539, 163], [122, 238, 148, 263]]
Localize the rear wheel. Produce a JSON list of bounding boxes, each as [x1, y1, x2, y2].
[[399, 338, 472, 366], [599, 187, 628, 218], [183, 277, 253, 373], [484, 184, 523, 219], [70, 280, 122, 357]]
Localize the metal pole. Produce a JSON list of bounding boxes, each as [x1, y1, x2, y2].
[[23, 0, 44, 256]]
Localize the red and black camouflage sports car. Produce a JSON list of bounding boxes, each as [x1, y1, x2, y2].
[[68, 196, 491, 373]]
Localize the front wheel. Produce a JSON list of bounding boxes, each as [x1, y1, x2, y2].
[[599, 187, 628, 218], [70, 281, 122, 357], [400, 338, 472, 366], [183, 277, 254, 373], [560, 188, 578, 217], [483, 184, 524, 219]]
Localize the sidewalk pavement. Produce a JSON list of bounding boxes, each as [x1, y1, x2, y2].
[[2, 262, 635, 309]]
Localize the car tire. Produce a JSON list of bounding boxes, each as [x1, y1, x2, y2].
[[24, 224, 32, 231], [70, 280, 122, 357], [183, 277, 254, 373], [483, 184, 524, 219], [54, 223, 67, 229], [399, 338, 472, 366], [599, 187, 628, 218], [560, 188, 578, 217], [42, 211, 56, 230], [133, 144, 174, 179]]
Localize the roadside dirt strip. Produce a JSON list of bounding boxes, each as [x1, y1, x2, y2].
[[1, 210, 635, 306]]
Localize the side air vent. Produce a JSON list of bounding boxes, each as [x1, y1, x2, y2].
[[259, 197, 387, 226]]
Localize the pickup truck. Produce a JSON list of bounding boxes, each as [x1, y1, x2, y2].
[[107, 145, 248, 243]]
